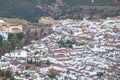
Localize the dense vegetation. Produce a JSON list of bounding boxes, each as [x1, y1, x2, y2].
[[47, 74, 56, 80], [0, 25, 51, 56], [63, 0, 91, 6], [0, 69, 15, 80], [63, 0, 116, 6], [0, 0, 119, 20], [0, 33, 26, 55], [0, 32, 35, 55], [40, 0, 56, 4], [0, 0, 43, 20]]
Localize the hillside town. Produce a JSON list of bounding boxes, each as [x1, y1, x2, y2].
[[0, 17, 120, 80]]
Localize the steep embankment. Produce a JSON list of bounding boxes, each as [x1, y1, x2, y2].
[[0, 18, 51, 55]]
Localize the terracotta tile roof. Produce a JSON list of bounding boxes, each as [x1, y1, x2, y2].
[[48, 69, 61, 76], [18, 62, 29, 70], [57, 58, 72, 61], [51, 54, 65, 58], [11, 60, 21, 66], [52, 63, 68, 68], [40, 64, 50, 68]]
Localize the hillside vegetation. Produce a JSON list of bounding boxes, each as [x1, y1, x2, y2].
[[0, 0, 120, 20]]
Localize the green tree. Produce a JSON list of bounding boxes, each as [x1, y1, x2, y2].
[[8, 34, 16, 49], [11, 39, 16, 49], [34, 51, 39, 55], [38, 62, 41, 66], [34, 61, 37, 66], [31, 17, 39, 23], [88, 15, 94, 20], [28, 58, 33, 64], [42, 51, 45, 55], [70, 30, 73, 35], [46, 60, 50, 65], [25, 66, 30, 70], [35, 61, 41, 66], [8, 34, 14, 42], [96, 72, 104, 76], [68, 44, 73, 48], [47, 74, 56, 80], [5, 70, 11, 78], [0, 69, 4, 76], [16, 32, 24, 40], [10, 76, 15, 80], [0, 69, 2, 76], [0, 35, 3, 46]]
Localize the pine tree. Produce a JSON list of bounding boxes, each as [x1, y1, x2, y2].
[[5, 70, 11, 78], [46, 60, 50, 65], [0, 69, 4, 76], [47, 74, 56, 80], [10, 76, 15, 80], [0, 35, 3, 47]]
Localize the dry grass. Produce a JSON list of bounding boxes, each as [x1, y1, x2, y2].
[[0, 77, 3, 80]]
